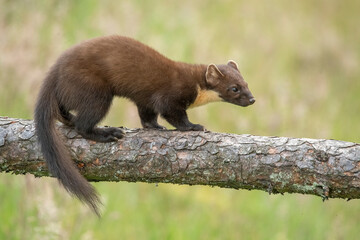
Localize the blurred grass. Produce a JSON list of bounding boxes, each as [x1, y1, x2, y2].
[[1, 0, 359, 239]]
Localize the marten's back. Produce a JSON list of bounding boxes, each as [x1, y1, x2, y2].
[[54, 36, 179, 101]]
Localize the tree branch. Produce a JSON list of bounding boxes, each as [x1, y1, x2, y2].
[[1, 117, 359, 199]]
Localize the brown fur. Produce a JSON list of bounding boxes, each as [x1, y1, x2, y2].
[[34, 35, 255, 215]]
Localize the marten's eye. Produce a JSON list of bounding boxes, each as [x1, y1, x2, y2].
[[232, 87, 239, 93]]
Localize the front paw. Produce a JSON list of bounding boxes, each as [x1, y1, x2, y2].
[[177, 124, 205, 131], [190, 124, 205, 131], [143, 124, 166, 130]]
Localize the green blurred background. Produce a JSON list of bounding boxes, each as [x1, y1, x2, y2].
[[1, 0, 359, 239]]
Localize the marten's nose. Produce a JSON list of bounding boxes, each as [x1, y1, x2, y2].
[[249, 98, 256, 104]]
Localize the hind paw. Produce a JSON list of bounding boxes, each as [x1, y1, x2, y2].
[[104, 127, 125, 139]]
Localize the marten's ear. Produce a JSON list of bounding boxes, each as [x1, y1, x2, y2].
[[206, 64, 224, 87], [227, 60, 239, 71]]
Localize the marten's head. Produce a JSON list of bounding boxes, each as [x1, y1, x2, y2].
[[205, 60, 255, 107]]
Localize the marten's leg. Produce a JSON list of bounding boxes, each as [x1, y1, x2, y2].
[[59, 105, 75, 127], [73, 94, 124, 142], [138, 106, 165, 129], [161, 107, 204, 131]]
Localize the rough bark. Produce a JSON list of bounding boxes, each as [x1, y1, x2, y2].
[[0, 117, 359, 199]]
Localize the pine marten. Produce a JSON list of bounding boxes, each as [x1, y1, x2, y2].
[[34, 35, 255, 215]]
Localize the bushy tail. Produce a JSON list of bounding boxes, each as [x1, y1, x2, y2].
[[34, 75, 101, 216]]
